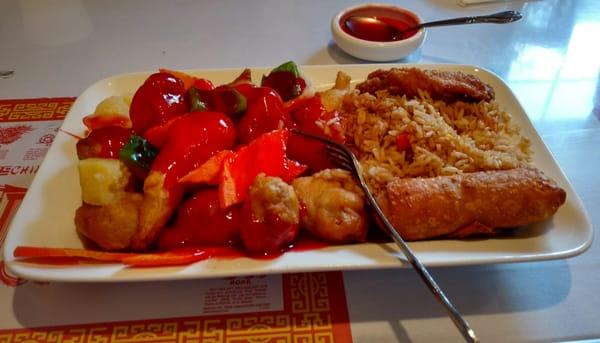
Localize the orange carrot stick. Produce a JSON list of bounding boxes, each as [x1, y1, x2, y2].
[[122, 249, 211, 267], [13, 246, 211, 267], [14, 246, 132, 262]]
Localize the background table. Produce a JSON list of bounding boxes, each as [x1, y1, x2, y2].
[[1, 0, 599, 341]]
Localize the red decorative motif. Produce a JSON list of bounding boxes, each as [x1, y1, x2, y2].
[[0, 184, 28, 287], [0, 125, 34, 145], [37, 134, 55, 146]]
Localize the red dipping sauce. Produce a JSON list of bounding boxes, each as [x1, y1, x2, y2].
[[340, 5, 420, 42]]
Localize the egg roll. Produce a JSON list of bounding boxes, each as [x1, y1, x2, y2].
[[377, 167, 566, 240]]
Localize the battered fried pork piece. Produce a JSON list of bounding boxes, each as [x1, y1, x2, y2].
[[357, 67, 495, 103], [241, 174, 300, 253], [292, 169, 368, 243], [319, 71, 352, 112], [377, 167, 566, 240], [75, 193, 143, 250]]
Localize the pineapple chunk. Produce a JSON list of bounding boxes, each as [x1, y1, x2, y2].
[[79, 158, 131, 206], [85, 95, 132, 129], [94, 95, 130, 116]]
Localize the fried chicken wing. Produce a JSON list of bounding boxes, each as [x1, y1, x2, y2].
[[377, 167, 566, 240], [357, 67, 495, 103], [292, 169, 368, 243]]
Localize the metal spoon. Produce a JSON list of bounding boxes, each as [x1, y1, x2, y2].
[[0, 70, 15, 79], [345, 10, 522, 41]]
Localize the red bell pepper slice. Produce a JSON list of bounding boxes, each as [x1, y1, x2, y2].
[[282, 158, 307, 183], [235, 87, 294, 144], [261, 71, 306, 102], [131, 112, 237, 250], [129, 72, 188, 135], [261, 61, 307, 102], [395, 133, 411, 151], [189, 86, 247, 118], [288, 94, 346, 172], [227, 68, 253, 87], [152, 112, 236, 191], [159, 68, 214, 91], [283, 95, 312, 113], [142, 117, 180, 148], [158, 188, 243, 249], [290, 94, 345, 143]]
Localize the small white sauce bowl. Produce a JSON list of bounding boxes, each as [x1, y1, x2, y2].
[[331, 3, 426, 61]]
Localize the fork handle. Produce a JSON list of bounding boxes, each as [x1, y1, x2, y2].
[[289, 128, 477, 341], [364, 193, 478, 343]]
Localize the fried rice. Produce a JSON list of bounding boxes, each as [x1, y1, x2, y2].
[[341, 89, 532, 194]]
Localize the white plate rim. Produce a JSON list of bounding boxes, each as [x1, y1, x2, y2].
[[2, 63, 593, 282]]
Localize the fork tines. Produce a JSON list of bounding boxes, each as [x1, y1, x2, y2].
[[324, 144, 354, 171], [290, 128, 356, 173]]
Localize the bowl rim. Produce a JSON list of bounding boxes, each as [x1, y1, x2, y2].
[[332, 2, 425, 48]]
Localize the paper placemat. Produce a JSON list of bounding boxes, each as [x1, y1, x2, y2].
[[0, 272, 351, 342], [0, 98, 353, 342]]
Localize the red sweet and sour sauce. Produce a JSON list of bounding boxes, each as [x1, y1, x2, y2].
[[340, 5, 420, 42]]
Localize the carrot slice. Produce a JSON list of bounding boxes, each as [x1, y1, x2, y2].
[[219, 154, 238, 209], [159, 68, 196, 91], [218, 130, 287, 208], [14, 246, 132, 262], [13, 246, 211, 267], [218, 129, 306, 209], [143, 116, 180, 148], [122, 248, 210, 267], [179, 150, 233, 185]]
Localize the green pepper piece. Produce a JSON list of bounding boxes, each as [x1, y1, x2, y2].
[[271, 61, 300, 77], [188, 87, 208, 112], [220, 87, 247, 118], [119, 135, 159, 179], [260, 61, 305, 101]]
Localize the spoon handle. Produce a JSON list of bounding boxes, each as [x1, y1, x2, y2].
[[418, 10, 522, 29]]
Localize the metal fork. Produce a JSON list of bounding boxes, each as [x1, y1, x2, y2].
[[292, 129, 478, 343]]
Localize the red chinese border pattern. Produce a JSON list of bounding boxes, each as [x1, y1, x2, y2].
[[0, 98, 75, 122], [0, 272, 352, 342], [0, 185, 27, 286], [0, 97, 76, 286]]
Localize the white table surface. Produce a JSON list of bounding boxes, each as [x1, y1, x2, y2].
[[1, 0, 599, 342]]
